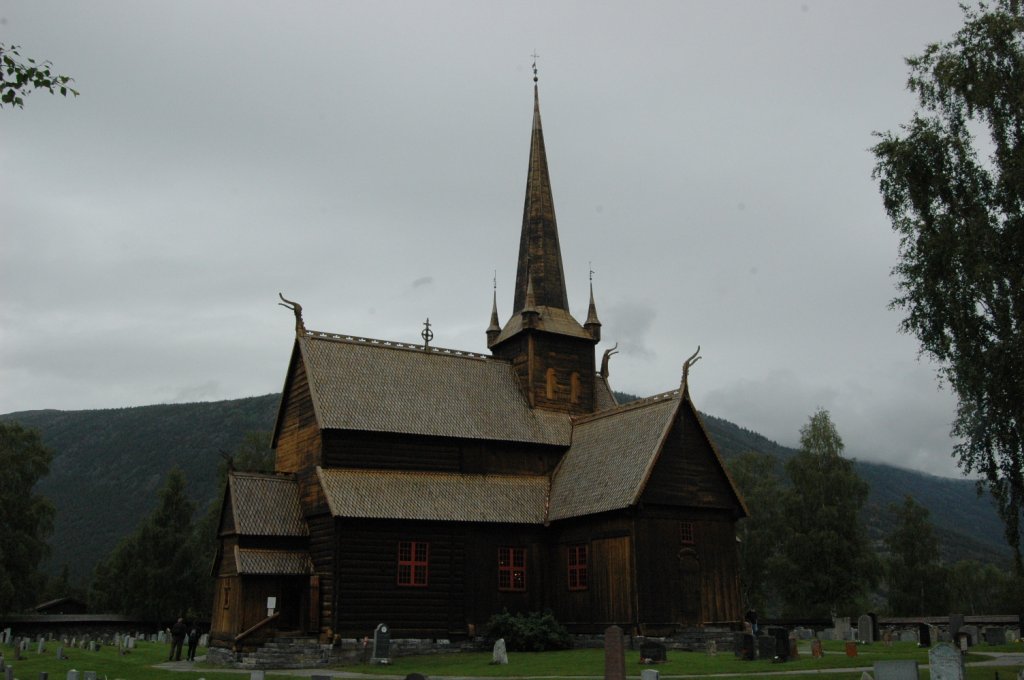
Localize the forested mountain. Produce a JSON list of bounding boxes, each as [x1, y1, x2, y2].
[[1, 391, 1011, 587]]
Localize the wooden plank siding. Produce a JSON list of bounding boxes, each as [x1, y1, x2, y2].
[[491, 332, 597, 415], [307, 513, 335, 637], [274, 354, 325, 510]]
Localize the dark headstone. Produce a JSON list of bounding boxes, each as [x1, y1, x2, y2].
[[985, 627, 1006, 646], [869, 612, 880, 642], [639, 640, 667, 663], [949, 614, 964, 639], [757, 635, 776, 660], [765, 627, 789, 661], [603, 625, 625, 680], [918, 622, 932, 648], [811, 639, 823, 658], [740, 633, 755, 661], [370, 623, 391, 664]]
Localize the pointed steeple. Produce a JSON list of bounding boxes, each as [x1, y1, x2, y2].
[[584, 277, 601, 342], [512, 83, 569, 314], [486, 279, 501, 344]]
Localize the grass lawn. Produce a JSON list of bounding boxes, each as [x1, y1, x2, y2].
[[0, 639, 1019, 680]]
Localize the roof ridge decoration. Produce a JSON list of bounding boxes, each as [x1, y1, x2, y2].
[[302, 329, 492, 361], [278, 293, 306, 335], [572, 387, 681, 425]]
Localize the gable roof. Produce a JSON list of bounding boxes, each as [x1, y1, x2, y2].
[[548, 392, 680, 520], [297, 331, 571, 445], [233, 546, 313, 576], [317, 466, 549, 524], [227, 471, 308, 537]]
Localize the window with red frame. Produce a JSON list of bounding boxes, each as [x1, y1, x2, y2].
[[567, 544, 588, 591], [397, 541, 429, 587], [498, 546, 527, 591]]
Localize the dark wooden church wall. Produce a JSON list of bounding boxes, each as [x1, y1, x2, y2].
[[529, 334, 597, 414], [641, 404, 740, 511], [307, 513, 335, 637], [333, 519, 466, 637], [321, 431, 562, 476], [274, 356, 324, 505], [463, 524, 549, 630]]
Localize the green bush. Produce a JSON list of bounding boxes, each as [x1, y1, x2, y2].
[[485, 609, 572, 652]]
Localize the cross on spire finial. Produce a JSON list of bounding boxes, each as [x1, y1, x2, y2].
[[531, 51, 539, 83], [589, 261, 594, 283], [421, 317, 434, 349]]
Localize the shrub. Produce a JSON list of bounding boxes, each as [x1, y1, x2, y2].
[[485, 609, 572, 652]]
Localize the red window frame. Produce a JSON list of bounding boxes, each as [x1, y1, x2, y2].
[[567, 544, 588, 591], [498, 546, 527, 591], [397, 541, 429, 587]]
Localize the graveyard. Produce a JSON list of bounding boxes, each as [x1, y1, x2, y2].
[[1, 633, 1021, 680]]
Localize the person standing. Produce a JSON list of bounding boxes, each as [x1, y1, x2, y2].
[[186, 623, 201, 662], [169, 617, 187, 661]]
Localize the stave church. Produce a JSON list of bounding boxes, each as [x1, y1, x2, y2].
[[210, 74, 748, 652]]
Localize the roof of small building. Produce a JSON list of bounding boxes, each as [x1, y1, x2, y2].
[[298, 331, 572, 445], [227, 472, 308, 537], [548, 391, 680, 520], [234, 546, 313, 576], [316, 466, 550, 524]]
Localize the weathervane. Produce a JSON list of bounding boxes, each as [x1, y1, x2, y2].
[[531, 51, 539, 83], [421, 317, 434, 349]]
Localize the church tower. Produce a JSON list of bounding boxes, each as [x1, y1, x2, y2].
[[488, 80, 600, 415]]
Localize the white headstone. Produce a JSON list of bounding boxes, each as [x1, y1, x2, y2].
[[83, 673, 97, 680], [875, 659, 919, 680], [37, 637, 46, 654], [929, 642, 964, 680], [250, 671, 266, 680], [66, 670, 80, 680], [641, 670, 660, 680], [492, 637, 509, 665]]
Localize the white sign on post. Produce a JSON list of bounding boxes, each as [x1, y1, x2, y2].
[[266, 596, 277, 618]]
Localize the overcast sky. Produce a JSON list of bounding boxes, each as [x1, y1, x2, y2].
[[1, 1, 976, 478]]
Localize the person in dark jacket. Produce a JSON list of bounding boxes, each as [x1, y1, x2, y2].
[[169, 617, 187, 661], [186, 623, 201, 661]]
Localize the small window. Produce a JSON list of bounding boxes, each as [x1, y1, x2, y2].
[[680, 521, 695, 545], [222, 583, 231, 610], [498, 546, 527, 591], [545, 368, 556, 400], [398, 541, 429, 587], [567, 544, 588, 591], [570, 372, 581, 404]]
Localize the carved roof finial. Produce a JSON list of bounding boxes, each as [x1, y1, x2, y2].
[[681, 346, 702, 392], [278, 293, 306, 335], [600, 343, 619, 379], [531, 50, 539, 83]]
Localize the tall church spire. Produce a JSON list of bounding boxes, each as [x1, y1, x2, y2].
[[512, 82, 569, 314]]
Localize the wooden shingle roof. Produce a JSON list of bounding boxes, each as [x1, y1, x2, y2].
[[233, 546, 312, 576], [548, 392, 680, 521], [299, 332, 571, 445], [228, 472, 308, 537], [316, 466, 550, 524]]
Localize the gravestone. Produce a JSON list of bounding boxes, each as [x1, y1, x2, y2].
[[789, 638, 799, 660], [4, 666, 11, 680], [918, 622, 932, 647], [821, 628, 835, 641], [929, 642, 964, 680], [757, 635, 776, 660], [199, 633, 209, 647], [768, 627, 790, 661], [83, 673, 97, 680], [859, 615, 875, 643], [641, 670, 660, 680], [639, 640, 667, 663], [603, 625, 625, 680], [37, 637, 46, 654], [811, 639, 823, 658], [960, 625, 978, 645], [491, 638, 508, 665], [706, 639, 717, 656], [984, 627, 1005, 646], [834, 618, 852, 641], [874, 659, 919, 680], [845, 641, 858, 657], [55, 646, 65, 660], [370, 623, 391, 664], [88, 642, 97, 653], [899, 630, 917, 643], [949, 614, 964, 639], [39, 672, 48, 680], [67, 670, 80, 680]]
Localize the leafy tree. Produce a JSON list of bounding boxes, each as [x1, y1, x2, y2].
[[946, 559, 1017, 614], [1, 43, 78, 108], [884, 495, 947, 615], [90, 468, 205, 621], [727, 451, 783, 615], [0, 422, 56, 614], [872, 0, 1024, 572], [771, 409, 877, 617]]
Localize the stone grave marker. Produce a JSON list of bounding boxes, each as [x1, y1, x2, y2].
[[83, 672, 97, 680], [949, 614, 964, 639], [984, 627, 1005, 646], [769, 628, 790, 661], [491, 638, 508, 665], [757, 635, 776, 660], [4, 666, 11, 680], [250, 671, 265, 680], [834, 618, 851, 641], [641, 670, 660, 680], [370, 623, 391, 664], [821, 628, 835, 641], [639, 640, 666, 663], [860, 672, 872, 680], [67, 670, 81, 680], [603, 625, 625, 680], [706, 639, 717, 656], [960, 625, 978, 645], [811, 639, 823, 658], [918, 623, 932, 647], [199, 633, 209, 647], [874, 659, 919, 680], [38, 672, 48, 680], [859, 615, 875, 643], [55, 646, 65, 660], [789, 637, 799, 660], [0, 654, 4, 671], [929, 641, 964, 680], [899, 630, 917, 643], [845, 641, 858, 657], [37, 637, 46, 654]]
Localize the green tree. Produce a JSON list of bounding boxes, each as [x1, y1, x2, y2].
[[947, 559, 1016, 614], [0, 422, 56, 614], [872, 0, 1024, 572], [771, 409, 877, 617], [90, 468, 205, 621], [884, 495, 947, 615], [727, 451, 783, 615], [1, 43, 77, 108]]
